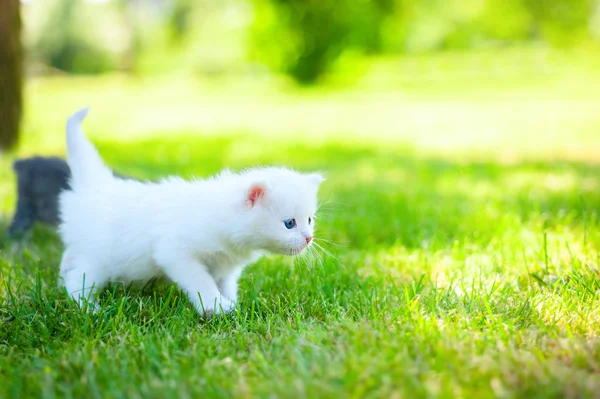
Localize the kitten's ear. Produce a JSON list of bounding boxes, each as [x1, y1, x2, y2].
[[246, 182, 269, 208], [307, 173, 325, 186]]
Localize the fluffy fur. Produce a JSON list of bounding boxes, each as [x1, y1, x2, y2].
[[58, 108, 324, 316], [8, 156, 133, 237], [9, 157, 71, 237]]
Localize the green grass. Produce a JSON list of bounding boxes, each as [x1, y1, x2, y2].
[[1, 48, 600, 398]]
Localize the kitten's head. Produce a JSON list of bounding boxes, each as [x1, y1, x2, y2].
[[241, 167, 324, 255]]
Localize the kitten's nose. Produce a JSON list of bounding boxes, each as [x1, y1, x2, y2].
[[306, 236, 312, 244]]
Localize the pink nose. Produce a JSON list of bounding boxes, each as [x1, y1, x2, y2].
[[306, 236, 312, 244]]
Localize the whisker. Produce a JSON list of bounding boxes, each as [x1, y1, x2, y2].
[[291, 247, 299, 270], [312, 241, 339, 263], [305, 246, 315, 264], [314, 237, 347, 248], [308, 245, 320, 266], [310, 245, 324, 266], [318, 198, 348, 209]]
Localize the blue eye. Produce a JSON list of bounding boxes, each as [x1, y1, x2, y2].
[[283, 219, 296, 229]]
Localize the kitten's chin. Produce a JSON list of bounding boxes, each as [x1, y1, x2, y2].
[[285, 245, 309, 256], [269, 245, 308, 256]]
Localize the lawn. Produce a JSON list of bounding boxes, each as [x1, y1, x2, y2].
[[1, 47, 600, 398]]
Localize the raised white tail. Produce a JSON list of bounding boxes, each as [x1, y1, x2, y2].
[[66, 107, 112, 188]]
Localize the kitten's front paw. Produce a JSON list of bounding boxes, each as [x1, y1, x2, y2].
[[201, 297, 235, 318], [215, 297, 236, 315]]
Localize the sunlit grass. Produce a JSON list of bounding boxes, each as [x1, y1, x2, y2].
[[15, 46, 600, 160], [1, 48, 600, 398]]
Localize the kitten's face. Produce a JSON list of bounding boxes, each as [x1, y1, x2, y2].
[[245, 171, 323, 255]]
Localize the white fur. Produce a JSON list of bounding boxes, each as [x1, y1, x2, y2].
[[58, 108, 323, 316]]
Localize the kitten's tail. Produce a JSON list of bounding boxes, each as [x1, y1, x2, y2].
[[66, 107, 113, 188]]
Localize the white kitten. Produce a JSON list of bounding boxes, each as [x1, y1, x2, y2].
[[58, 108, 324, 316]]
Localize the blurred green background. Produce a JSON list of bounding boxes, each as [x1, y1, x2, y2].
[[2, 2, 600, 397], [5, 0, 600, 213], [22, 0, 600, 81], [10, 0, 600, 154]]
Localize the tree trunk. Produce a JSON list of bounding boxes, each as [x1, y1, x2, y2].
[[0, 0, 23, 151]]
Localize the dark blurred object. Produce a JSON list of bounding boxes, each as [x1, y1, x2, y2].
[[0, 0, 23, 150], [250, 0, 599, 83], [9, 157, 70, 237], [9, 156, 136, 237], [251, 0, 392, 84], [23, 0, 599, 82]]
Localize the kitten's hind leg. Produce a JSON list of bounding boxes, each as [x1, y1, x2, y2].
[[157, 256, 234, 317], [59, 252, 105, 310]]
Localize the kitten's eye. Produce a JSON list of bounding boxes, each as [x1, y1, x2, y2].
[[283, 219, 296, 229], [308, 217, 312, 225]]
